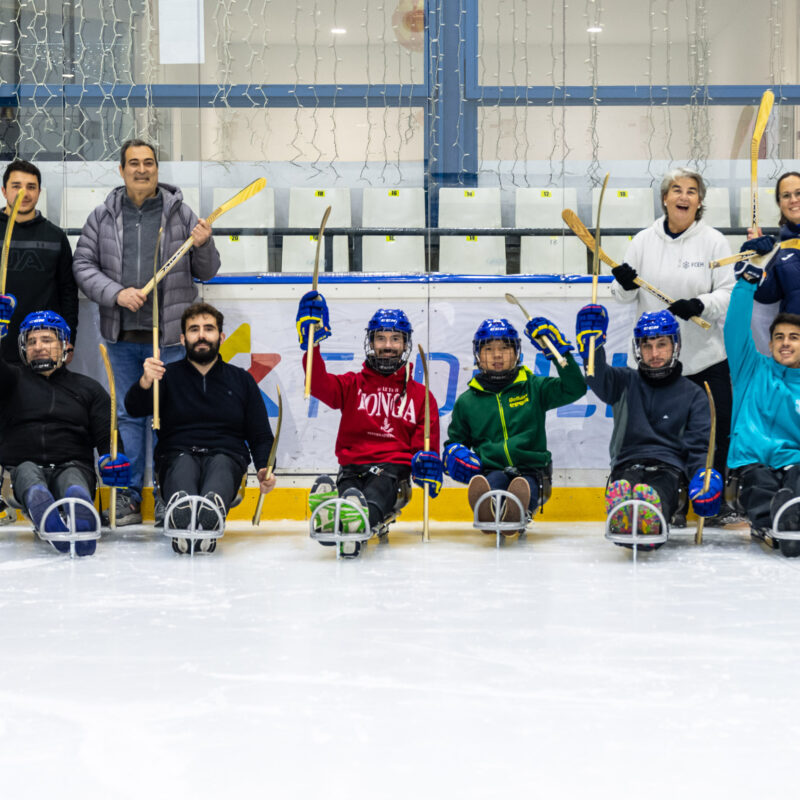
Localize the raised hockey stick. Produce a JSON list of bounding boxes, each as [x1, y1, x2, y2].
[[152, 227, 163, 431], [304, 205, 332, 401], [695, 380, 717, 546], [751, 89, 774, 233], [709, 239, 800, 269], [588, 173, 610, 377], [504, 292, 567, 367], [252, 384, 282, 526], [418, 344, 431, 543], [561, 208, 712, 331], [99, 342, 118, 529], [140, 178, 267, 296], [0, 188, 26, 294]]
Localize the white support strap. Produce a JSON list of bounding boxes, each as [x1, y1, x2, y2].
[[163, 493, 225, 555]]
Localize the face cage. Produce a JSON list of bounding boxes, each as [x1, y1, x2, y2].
[[633, 334, 680, 378], [473, 336, 521, 373], [364, 330, 412, 374], [18, 328, 67, 371]]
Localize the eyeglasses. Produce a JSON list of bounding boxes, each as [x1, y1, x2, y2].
[[779, 190, 800, 201]]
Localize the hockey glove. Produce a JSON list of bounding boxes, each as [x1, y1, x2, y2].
[[611, 262, 639, 291], [98, 453, 131, 488], [688, 468, 723, 518], [443, 443, 482, 485], [0, 293, 16, 338], [743, 235, 775, 256], [296, 290, 332, 351], [411, 450, 443, 499], [575, 304, 609, 361], [524, 317, 574, 360], [667, 297, 704, 321], [734, 259, 764, 285]]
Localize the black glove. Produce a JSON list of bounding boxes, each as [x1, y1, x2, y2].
[[742, 235, 775, 256], [611, 262, 639, 291], [667, 298, 704, 320]]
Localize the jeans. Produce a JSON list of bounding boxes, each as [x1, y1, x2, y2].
[[11, 460, 95, 505], [106, 339, 184, 502]]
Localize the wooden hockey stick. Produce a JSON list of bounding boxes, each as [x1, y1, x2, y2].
[[561, 208, 712, 330], [304, 205, 332, 401], [695, 380, 717, 546], [252, 384, 282, 526], [99, 342, 118, 529], [140, 178, 267, 296], [152, 227, 163, 430], [504, 292, 567, 367], [0, 188, 26, 294], [751, 89, 774, 232], [709, 238, 800, 269], [418, 344, 431, 543], [588, 173, 610, 376]]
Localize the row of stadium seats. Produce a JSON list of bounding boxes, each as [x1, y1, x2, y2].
[[54, 185, 770, 275]]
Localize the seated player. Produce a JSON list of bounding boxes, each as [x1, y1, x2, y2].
[[443, 317, 586, 535], [0, 298, 128, 555], [125, 302, 276, 554], [297, 292, 442, 557], [576, 304, 721, 546], [724, 258, 800, 556]]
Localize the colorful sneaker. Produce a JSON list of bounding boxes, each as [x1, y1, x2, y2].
[[632, 484, 662, 536], [309, 474, 338, 532], [605, 479, 632, 534], [468, 474, 494, 533], [503, 476, 531, 535]]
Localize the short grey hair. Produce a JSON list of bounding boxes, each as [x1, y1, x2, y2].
[[660, 167, 707, 221]]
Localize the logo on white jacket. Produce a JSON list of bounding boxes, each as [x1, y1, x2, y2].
[[357, 388, 416, 423]]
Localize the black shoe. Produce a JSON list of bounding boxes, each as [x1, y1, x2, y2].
[[171, 535, 217, 554], [101, 491, 142, 526], [670, 512, 686, 529], [167, 491, 193, 530], [198, 492, 226, 531], [771, 488, 799, 531], [779, 539, 800, 558], [154, 495, 166, 527], [705, 503, 749, 528]]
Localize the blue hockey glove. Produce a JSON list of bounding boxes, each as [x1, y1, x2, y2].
[[524, 316, 574, 360], [0, 293, 16, 338], [411, 450, 443, 499], [296, 290, 332, 351], [98, 453, 131, 488], [734, 259, 764, 285], [575, 304, 608, 362], [688, 468, 723, 518], [742, 235, 775, 256], [443, 443, 482, 485]]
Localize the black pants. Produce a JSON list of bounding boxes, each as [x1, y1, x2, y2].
[[159, 451, 244, 512], [11, 460, 95, 506], [609, 461, 683, 524], [738, 463, 800, 529], [686, 359, 732, 478], [337, 463, 411, 528]]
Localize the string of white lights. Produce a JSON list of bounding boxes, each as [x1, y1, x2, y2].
[[767, 0, 784, 178], [686, 0, 710, 173], [584, 0, 602, 187]]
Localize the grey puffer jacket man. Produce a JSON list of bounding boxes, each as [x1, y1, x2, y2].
[[72, 182, 221, 346]]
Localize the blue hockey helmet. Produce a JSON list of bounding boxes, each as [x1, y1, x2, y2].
[[18, 310, 71, 372], [365, 308, 413, 374], [473, 318, 521, 366], [633, 310, 681, 378]]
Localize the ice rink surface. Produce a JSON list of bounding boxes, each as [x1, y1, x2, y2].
[[2, 519, 799, 800]]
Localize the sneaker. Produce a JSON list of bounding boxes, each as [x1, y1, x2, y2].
[[198, 492, 226, 531], [632, 484, 662, 536], [167, 491, 193, 530], [101, 491, 142, 526], [670, 512, 687, 529], [705, 503, 750, 529], [340, 488, 369, 534], [171, 535, 217, 554], [605, 479, 632, 534], [309, 474, 338, 532], [503, 476, 531, 535], [468, 474, 494, 534]]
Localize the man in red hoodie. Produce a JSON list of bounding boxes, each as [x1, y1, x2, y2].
[[297, 292, 441, 557]]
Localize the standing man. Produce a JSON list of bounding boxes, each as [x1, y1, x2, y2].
[[72, 139, 221, 525], [125, 302, 276, 554], [0, 159, 78, 363]]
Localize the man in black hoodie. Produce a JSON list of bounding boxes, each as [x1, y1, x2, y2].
[[125, 302, 276, 553], [0, 159, 78, 363], [576, 305, 721, 545]]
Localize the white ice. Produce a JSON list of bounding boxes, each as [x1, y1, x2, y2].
[[1, 520, 799, 799]]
